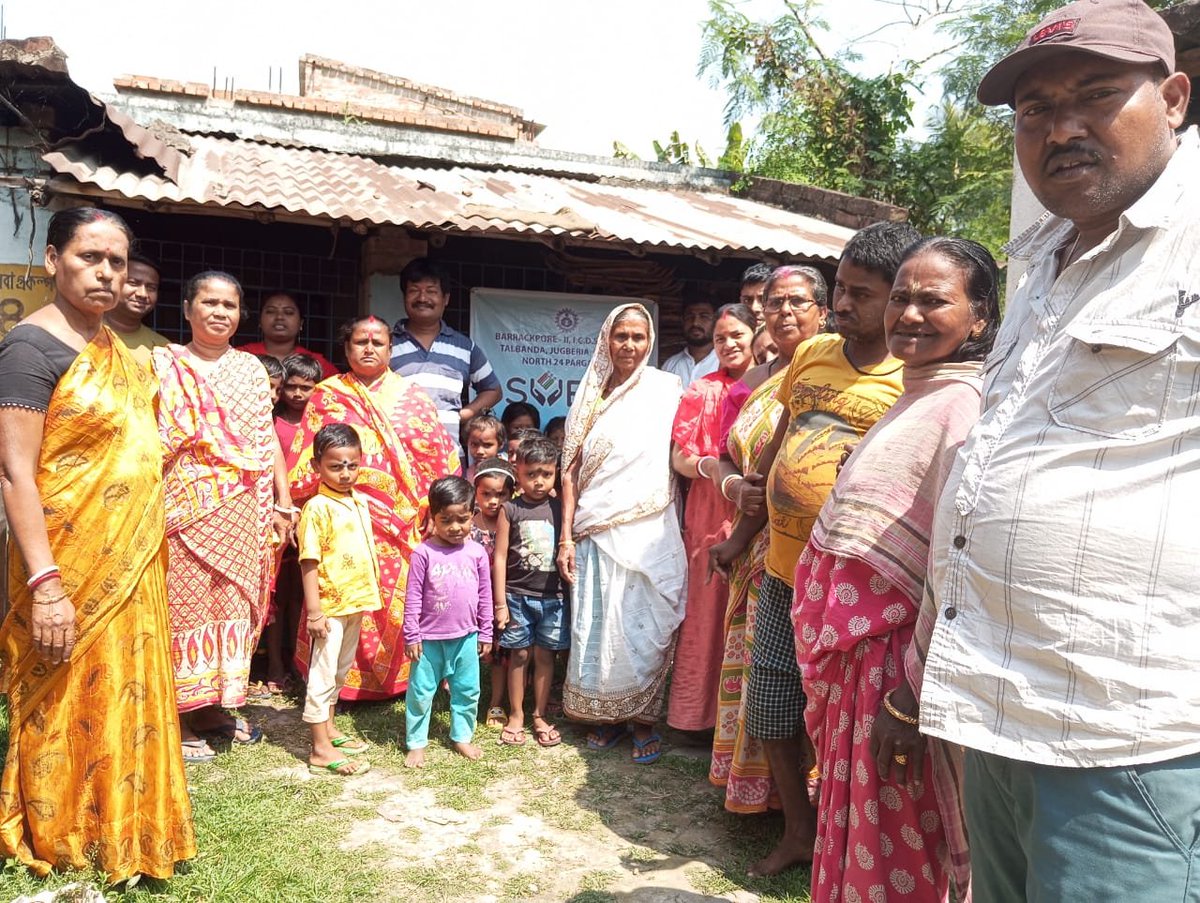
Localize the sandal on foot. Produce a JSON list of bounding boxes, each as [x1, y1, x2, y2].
[[245, 681, 272, 701], [534, 725, 562, 748], [181, 738, 216, 764], [308, 758, 370, 777], [499, 726, 527, 746], [587, 724, 626, 751], [203, 716, 263, 746], [331, 736, 370, 756], [485, 707, 506, 728], [631, 732, 662, 765]]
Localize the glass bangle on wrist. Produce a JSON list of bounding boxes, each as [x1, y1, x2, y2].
[[720, 473, 742, 501]]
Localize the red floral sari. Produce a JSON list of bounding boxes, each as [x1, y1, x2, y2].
[[289, 371, 458, 699]]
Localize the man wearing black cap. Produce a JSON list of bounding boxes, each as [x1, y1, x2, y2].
[[869, 1, 1200, 900]]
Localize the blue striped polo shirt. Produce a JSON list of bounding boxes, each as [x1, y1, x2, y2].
[[389, 319, 501, 448]]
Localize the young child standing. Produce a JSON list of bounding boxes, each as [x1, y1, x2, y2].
[[297, 423, 379, 777], [256, 353, 284, 405], [264, 352, 324, 695], [276, 353, 322, 471], [463, 412, 506, 480], [471, 458, 515, 728], [404, 476, 494, 768], [494, 437, 566, 748]]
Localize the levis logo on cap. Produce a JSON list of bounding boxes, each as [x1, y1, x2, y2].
[[1030, 18, 1080, 45]]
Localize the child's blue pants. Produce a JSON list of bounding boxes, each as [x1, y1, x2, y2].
[[405, 634, 480, 749]]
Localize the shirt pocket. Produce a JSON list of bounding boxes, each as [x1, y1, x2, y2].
[[1049, 319, 1181, 440]]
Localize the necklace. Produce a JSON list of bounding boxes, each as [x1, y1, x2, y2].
[[843, 341, 903, 376]]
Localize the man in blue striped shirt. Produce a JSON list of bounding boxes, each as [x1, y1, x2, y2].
[[389, 258, 502, 457]]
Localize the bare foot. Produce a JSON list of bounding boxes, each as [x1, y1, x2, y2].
[[747, 832, 815, 877], [404, 748, 427, 769], [453, 741, 483, 760]]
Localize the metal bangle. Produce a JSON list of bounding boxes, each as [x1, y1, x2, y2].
[[882, 689, 920, 726]]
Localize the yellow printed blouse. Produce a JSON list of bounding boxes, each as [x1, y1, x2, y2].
[[297, 485, 383, 616]]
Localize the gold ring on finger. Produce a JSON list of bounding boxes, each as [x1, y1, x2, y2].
[[893, 754, 908, 765]]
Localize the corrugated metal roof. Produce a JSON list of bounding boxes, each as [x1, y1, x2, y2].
[[44, 135, 854, 260]]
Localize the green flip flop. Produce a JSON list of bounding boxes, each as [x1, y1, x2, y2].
[[308, 759, 371, 777], [330, 736, 370, 756]]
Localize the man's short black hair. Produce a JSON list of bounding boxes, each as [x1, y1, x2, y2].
[[400, 257, 449, 294], [128, 249, 161, 276], [741, 263, 773, 287], [841, 222, 923, 285]]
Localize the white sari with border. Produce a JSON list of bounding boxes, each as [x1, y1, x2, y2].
[[561, 303, 687, 723]]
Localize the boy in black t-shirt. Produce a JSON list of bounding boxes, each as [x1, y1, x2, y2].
[[493, 436, 566, 748]]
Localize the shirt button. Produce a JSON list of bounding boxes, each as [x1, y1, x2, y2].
[[944, 606, 957, 620], [952, 535, 966, 549]]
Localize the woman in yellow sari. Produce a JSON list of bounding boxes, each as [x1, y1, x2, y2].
[[290, 315, 458, 700], [0, 208, 195, 880], [707, 265, 828, 813]]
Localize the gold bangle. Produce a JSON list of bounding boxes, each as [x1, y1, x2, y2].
[[882, 689, 919, 726], [558, 540, 575, 547], [31, 594, 67, 606]]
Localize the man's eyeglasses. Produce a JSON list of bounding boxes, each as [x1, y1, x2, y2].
[[764, 294, 819, 314]]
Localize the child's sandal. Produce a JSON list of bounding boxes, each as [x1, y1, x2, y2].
[[485, 707, 506, 728]]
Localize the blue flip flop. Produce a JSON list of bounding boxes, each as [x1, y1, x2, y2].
[[631, 732, 662, 765]]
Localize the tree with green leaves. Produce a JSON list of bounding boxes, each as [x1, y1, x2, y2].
[[690, 0, 1181, 257]]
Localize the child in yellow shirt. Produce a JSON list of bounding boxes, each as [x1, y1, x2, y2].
[[297, 423, 381, 777]]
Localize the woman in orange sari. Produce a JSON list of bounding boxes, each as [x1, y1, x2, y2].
[[667, 303, 756, 731], [290, 315, 458, 700], [0, 208, 194, 880], [154, 271, 294, 760]]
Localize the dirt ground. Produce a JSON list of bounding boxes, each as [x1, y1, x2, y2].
[[252, 698, 808, 903]]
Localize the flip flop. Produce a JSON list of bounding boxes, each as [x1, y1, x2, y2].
[[245, 682, 272, 701], [181, 738, 216, 764], [586, 724, 626, 751], [203, 716, 264, 746], [485, 707, 507, 728], [331, 736, 370, 756], [308, 759, 371, 777], [631, 732, 662, 765], [499, 726, 527, 746], [534, 725, 562, 748]]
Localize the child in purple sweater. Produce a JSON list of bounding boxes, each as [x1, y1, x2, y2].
[[403, 476, 494, 768]]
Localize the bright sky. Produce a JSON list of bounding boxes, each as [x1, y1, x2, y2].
[[8, 0, 958, 158]]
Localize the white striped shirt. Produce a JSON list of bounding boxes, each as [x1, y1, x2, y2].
[[920, 127, 1200, 767]]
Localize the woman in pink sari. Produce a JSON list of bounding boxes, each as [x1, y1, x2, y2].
[[289, 315, 458, 700], [792, 238, 1001, 902], [155, 270, 295, 759], [667, 303, 756, 731]]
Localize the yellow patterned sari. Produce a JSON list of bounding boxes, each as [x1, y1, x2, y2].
[[0, 328, 195, 880]]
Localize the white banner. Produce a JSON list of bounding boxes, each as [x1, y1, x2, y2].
[[470, 288, 658, 423]]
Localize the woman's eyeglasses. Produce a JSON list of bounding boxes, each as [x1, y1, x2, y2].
[[763, 294, 819, 314]]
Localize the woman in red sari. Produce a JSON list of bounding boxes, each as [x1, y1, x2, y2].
[[793, 238, 1001, 902], [290, 315, 458, 700], [667, 303, 756, 731]]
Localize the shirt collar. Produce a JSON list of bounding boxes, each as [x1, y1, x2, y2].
[[317, 484, 357, 504], [1005, 126, 1200, 261], [393, 318, 452, 339]]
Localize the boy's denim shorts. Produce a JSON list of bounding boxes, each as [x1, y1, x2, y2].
[[499, 592, 569, 651]]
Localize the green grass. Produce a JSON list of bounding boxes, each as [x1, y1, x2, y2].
[[0, 702, 390, 902], [0, 682, 814, 903]]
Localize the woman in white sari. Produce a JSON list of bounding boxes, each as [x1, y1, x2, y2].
[[557, 303, 686, 764]]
